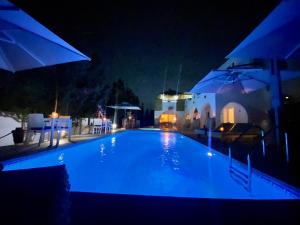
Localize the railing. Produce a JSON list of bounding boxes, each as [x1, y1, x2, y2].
[[247, 127, 273, 156], [227, 125, 271, 191], [228, 124, 276, 161], [227, 125, 291, 190], [247, 126, 290, 162], [230, 124, 263, 145], [92, 120, 112, 135], [228, 147, 252, 192]]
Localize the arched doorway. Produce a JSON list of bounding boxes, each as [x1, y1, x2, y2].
[[200, 104, 212, 128], [220, 102, 248, 124]]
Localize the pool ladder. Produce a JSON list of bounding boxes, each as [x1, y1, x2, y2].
[[228, 147, 252, 192]]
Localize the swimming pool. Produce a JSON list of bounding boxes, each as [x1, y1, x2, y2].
[[3, 130, 300, 199]]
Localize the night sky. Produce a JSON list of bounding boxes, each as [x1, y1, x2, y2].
[[11, 0, 280, 109]]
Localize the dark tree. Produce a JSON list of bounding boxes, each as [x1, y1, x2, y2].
[[0, 52, 109, 120], [106, 79, 139, 106], [105, 79, 140, 125]]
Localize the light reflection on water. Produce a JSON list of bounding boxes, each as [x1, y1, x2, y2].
[[111, 137, 116, 147], [58, 153, 64, 164], [99, 136, 117, 162], [160, 132, 180, 170]]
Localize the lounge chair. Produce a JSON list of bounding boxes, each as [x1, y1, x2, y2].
[[25, 113, 54, 146], [103, 119, 112, 133], [210, 123, 261, 142], [92, 119, 103, 134]]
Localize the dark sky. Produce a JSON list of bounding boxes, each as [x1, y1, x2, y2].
[[11, 0, 280, 109]]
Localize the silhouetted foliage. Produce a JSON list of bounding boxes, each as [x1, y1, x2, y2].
[[106, 79, 139, 106], [162, 89, 182, 95], [0, 56, 108, 118], [105, 79, 140, 124]]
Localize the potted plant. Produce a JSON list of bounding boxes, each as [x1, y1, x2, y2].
[[12, 127, 24, 144]]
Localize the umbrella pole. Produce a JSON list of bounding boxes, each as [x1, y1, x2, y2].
[[124, 109, 127, 128], [270, 59, 283, 150]]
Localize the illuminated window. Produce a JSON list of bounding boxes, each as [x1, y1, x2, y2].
[[159, 114, 176, 124]]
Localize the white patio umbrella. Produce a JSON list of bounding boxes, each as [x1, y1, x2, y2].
[[191, 68, 300, 94], [190, 69, 268, 94], [0, 0, 90, 73], [227, 0, 300, 60], [226, 0, 300, 144], [107, 102, 141, 127], [107, 102, 141, 112], [107, 102, 141, 118]]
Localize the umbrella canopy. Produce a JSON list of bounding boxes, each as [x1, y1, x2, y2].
[[107, 102, 141, 111], [0, 0, 90, 73], [227, 0, 300, 60], [190, 69, 268, 94], [226, 0, 300, 145]]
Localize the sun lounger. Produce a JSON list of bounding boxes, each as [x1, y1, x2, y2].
[[214, 123, 261, 141], [25, 114, 54, 146]]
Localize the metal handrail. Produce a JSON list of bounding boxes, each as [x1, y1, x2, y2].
[[228, 147, 252, 191], [228, 124, 274, 161], [227, 124, 292, 191], [249, 127, 274, 152]]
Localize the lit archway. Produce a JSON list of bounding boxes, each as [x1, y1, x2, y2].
[[220, 102, 248, 124], [200, 104, 212, 128]]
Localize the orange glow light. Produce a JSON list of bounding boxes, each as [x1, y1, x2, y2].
[[51, 112, 59, 118], [159, 114, 176, 124]]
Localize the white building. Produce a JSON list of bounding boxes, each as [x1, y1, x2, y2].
[[184, 90, 271, 130], [154, 92, 192, 128]]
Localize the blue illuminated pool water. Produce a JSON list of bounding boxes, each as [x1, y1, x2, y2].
[[4, 131, 300, 199]]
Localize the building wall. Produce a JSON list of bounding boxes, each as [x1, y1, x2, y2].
[[154, 110, 185, 127], [183, 90, 271, 130], [154, 99, 186, 127], [215, 89, 271, 129], [162, 100, 177, 112], [184, 93, 217, 128]]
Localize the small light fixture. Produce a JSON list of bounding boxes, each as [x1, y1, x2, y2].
[[285, 96, 289, 100], [112, 123, 117, 129], [220, 126, 224, 132], [51, 111, 59, 118], [60, 130, 66, 138]]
